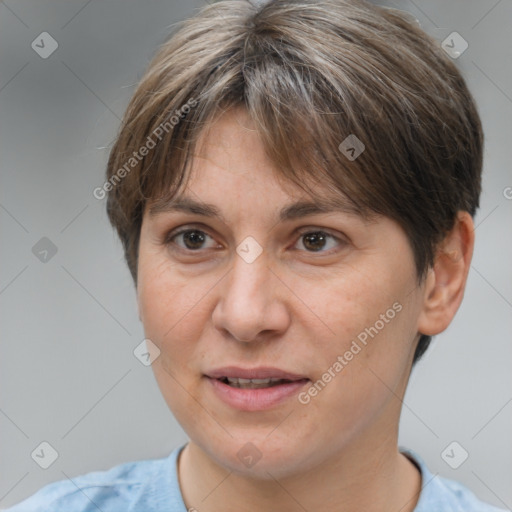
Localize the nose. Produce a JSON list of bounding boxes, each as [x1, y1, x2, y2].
[[211, 249, 291, 343]]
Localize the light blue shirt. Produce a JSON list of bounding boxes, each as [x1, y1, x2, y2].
[[3, 444, 508, 511]]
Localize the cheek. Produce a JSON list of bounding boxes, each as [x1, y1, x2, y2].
[[308, 260, 419, 389], [313, 266, 404, 345], [137, 257, 213, 420], [138, 251, 188, 326], [137, 256, 218, 366]]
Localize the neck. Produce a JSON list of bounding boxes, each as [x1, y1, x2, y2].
[[177, 425, 422, 512]]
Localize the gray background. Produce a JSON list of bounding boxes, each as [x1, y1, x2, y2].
[[0, 0, 511, 509]]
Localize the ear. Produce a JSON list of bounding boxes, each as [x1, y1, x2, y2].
[[417, 211, 475, 336]]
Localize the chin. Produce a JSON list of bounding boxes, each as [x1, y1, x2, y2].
[[196, 433, 319, 481]]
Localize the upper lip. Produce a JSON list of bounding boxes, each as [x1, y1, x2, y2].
[[205, 366, 309, 381]]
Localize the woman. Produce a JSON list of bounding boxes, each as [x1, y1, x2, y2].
[[7, 0, 505, 511]]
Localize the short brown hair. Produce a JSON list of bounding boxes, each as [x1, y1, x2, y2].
[[105, 0, 484, 364]]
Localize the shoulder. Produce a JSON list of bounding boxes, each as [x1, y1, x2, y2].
[[2, 446, 186, 512], [401, 448, 508, 512]]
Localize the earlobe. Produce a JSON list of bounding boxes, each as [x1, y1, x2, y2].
[[417, 211, 475, 336]]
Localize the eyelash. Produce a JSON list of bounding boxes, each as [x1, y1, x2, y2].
[[163, 225, 347, 256]]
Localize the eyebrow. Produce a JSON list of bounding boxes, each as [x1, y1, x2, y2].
[[148, 196, 363, 223]]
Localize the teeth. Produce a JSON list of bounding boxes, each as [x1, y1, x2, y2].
[[226, 377, 283, 384], [224, 377, 288, 389]]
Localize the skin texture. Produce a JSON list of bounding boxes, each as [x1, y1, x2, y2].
[[136, 107, 474, 512]]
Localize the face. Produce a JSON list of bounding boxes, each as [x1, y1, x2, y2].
[[137, 107, 428, 480]]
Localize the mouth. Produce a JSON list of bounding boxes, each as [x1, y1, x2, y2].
[[204, 367, 310, 411], [216, 376, 306, 389]]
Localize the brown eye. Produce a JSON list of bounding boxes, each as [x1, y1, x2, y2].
[[302, 232, 328, 252], [182, 230, 206, 250], [166, 228, 218, 251], [295, 229, 346, 254]]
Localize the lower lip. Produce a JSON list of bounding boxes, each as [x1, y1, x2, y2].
[[206, 377, 310, 411]]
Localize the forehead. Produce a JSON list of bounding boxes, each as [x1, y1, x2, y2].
[[146, 107, 373, 223], [147, 159, 373, 226]]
